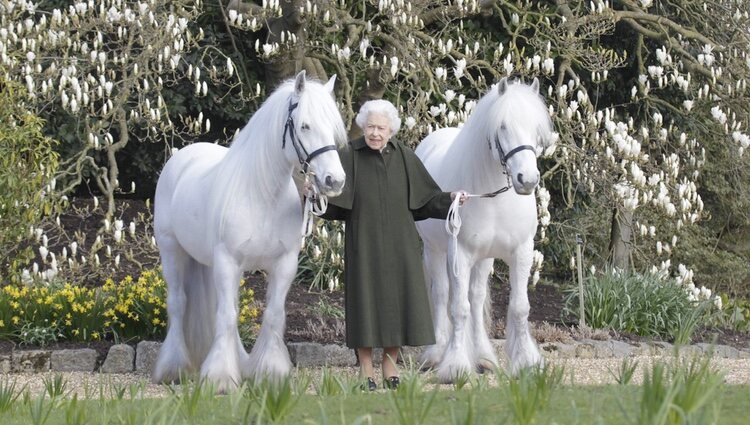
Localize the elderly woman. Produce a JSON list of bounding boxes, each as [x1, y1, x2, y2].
[[319, 99, 465, 390]]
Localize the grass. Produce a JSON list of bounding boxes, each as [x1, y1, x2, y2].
[[1, 385, 747, 425], [0, 359, 745, 424]]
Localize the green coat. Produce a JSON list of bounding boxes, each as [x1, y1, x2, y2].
[[321, 137, 452, 348]]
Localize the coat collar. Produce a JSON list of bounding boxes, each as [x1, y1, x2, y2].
[[352, 136, 396, 151]]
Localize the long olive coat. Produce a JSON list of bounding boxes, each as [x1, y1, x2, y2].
[[321, 137, 452, 348]]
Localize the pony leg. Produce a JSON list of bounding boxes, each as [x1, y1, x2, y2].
[[420, 248, 450, 370], [469, 259, 498, 372], [200, 246, 243, 393], [152, 236, 194, 384], [505, 242, 543, 375], [436, 247, 474, 384], [243, 250, 296, 383]]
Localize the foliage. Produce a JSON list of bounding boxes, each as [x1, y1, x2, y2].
[[297, 220, 345, 292], [0, 0, 246, 218], [388, 369, 438, 425], [224, 0, 750, 299], [708, 296, 750, 332], [564, 268, 719, 342], [17, 198, 161, 291], [0, 371, 745, 424], [610, 357, 640, 386], [632, 357, 723, 425], [0, 269, 260, 343], [501, 365, 565, 425], [0, 77, 60, 283]]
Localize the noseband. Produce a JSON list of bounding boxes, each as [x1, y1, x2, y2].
[[283, 101, 337, 173], [479, 134, 536, 198]]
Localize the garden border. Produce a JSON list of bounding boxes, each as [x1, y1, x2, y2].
[[2, 339, 749, 375]]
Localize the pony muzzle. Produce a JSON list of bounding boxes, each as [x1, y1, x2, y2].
[[512, 171, 539, 195], [317, 173, 345, 196]]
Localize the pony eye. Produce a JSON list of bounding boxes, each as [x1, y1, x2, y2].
[[301, 123, 310, 130]]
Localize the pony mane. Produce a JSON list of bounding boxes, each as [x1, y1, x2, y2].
[[207, 77, 347, 242]]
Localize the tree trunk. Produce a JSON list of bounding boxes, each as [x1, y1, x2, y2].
[[609, 207, 633, 271]]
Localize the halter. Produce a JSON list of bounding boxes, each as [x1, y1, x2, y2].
[[475, 134, 537, 198], [282, 101, 338, 173], [282, 100, 338, 243]]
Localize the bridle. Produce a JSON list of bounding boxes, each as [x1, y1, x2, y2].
[[283, 101, 337, 173], [480, 132, 537, 198], [282, 100, 338, 242]]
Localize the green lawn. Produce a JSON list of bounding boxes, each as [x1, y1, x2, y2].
[[1, 384, 748, 424]]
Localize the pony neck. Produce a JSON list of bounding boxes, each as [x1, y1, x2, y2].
[[221, 93, 296, 202]]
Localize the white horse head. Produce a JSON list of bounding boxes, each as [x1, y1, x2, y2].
[[481, 77, 554, 195], [282, 71, 347, 196]]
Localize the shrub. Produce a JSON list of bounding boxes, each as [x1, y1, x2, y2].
[[0, 77, 60, 283], [0, 269, 260, 344], [564, 268, 717, 343]]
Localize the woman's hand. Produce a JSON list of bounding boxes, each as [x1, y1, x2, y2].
[[451, 191, 468, 206]]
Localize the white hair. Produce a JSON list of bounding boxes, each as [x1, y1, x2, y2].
[[355, 99, 401, 136]]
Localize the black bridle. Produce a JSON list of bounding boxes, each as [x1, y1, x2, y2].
[[480, 133, 536, 198], [282, 101, 337, 173]]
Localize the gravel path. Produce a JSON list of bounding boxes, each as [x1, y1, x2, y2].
[[4, 355, 750, 399]]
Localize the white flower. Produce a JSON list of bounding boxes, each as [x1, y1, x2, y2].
[[434, 67, 446, 80], [453, 58, 466, 79], [713, 296, 722, 310], [404, 116, 416, 129], [683, 100, 694, 111], [39, 246, 49, 261], [444, 89, 456, 103]]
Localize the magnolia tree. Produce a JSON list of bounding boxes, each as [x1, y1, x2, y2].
[[0, 0, 249, 283], [228, 0, 750, 293], [0, 0, 244, 219]]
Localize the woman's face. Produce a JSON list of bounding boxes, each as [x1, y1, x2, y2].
[[363, 112, 391, 151]]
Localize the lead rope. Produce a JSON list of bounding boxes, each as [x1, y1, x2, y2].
[[445, 185, 511, 276], [301, 173, 328, 246], [446, 194, 464, 277]]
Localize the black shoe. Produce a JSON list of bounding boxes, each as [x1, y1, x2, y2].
[[384, 376, 400, 390], [362, 377, 377, 392]]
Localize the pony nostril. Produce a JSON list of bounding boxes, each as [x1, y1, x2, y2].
[[517, 173, 524, 185], [325, 175, 334, 188]]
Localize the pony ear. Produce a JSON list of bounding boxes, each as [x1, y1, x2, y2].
[[324, 74, 337, 94], [294, 70, 307, 94], [531, 77, 540, 93], [497, 77, 509, 95]]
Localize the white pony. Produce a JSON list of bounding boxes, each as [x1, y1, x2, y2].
[[151, 71, 347, 392], [415, 78, 554, 383]]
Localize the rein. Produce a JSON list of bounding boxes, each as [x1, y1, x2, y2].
[[282, 100, 337, 242]]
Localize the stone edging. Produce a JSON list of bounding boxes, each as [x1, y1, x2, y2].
[[2, 340, 749, 375]]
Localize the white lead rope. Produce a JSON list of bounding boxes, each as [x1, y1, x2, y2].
[[301, 174, 328, 245], [446, 190, 500, 276], [445, 194, 464, 277]]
